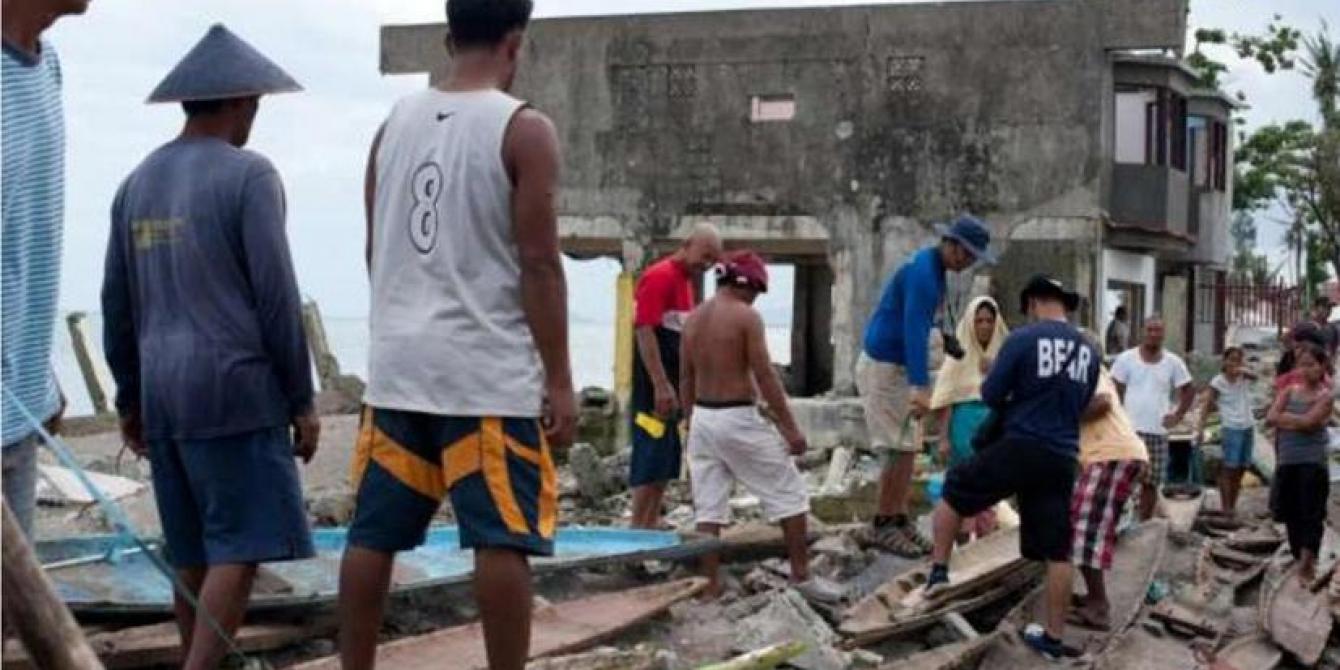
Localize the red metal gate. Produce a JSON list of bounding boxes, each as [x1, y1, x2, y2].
[[1196, 273, 1303, 351]]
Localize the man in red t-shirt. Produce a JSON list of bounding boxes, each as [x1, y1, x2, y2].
[[629, 224, 722, 529]]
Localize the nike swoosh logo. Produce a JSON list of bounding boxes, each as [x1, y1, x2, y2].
[[436, 111, 455, 122]]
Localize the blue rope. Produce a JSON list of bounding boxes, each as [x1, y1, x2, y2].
[[4, 385, 254, 666]]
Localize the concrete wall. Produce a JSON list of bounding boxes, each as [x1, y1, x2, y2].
[[381, 0, 1189, 394], [995, 217, 1101, 328]]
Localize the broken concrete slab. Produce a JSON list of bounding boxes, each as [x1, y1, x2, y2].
[[35, 465, 144, 505], [734, 589, 847, 670], [568, 443, 621, 502]]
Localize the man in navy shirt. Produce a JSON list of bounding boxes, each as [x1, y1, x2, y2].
[[856, 215, 994, 556], [926, 275, 1100, 661], [102, 26, 317, 669]]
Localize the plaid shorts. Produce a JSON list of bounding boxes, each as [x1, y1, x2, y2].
[[1138, 433, 1169, 490], [1071, 459, 1144, 570]]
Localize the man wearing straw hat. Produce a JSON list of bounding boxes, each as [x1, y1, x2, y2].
[[101, 24, 318, 669]]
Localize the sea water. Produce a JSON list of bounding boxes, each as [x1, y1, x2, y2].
[[52, 314, 792, 417]]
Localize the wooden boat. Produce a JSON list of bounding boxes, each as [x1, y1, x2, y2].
[[1159, 486, 1204, 534], [1222, 525, 1284, 554], [36, 526, 719, 617], [1196, 542, 1269, 592], [838, 528, 1041, 647], [876, 633, 997, 669], [976, 520, 1168, 669], [1260, 564, 1332, 666], [1210, 633, 1283, 670], [293, 577, 707, 670]]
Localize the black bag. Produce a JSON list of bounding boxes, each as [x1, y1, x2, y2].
[[970, 339, 1083, 452]]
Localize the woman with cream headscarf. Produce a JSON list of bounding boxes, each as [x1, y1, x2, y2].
[[931, 295, 1009, 542]]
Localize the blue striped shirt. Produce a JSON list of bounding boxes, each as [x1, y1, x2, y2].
[[2, 40, 65, 446]]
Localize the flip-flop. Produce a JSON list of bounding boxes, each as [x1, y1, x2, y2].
[[1066, 607, 1111, 631]]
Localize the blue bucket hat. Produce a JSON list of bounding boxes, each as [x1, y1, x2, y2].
[[934, 214, 996, 265], [146, 24, 302, 104]]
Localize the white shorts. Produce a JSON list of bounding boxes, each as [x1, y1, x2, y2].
[[687, 405, 810, 525], [855, 353, 914, 453]]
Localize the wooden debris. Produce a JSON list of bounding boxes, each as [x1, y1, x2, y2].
[[1149, 600, 1222, 638], [1209, 633, 1282, 670], [293, 578, 707, 670], [1261, 565, 1333, 666], [2, 620, 331, 670], [713, 523, 820, 563], [978, 521, 1168, 669], [875, 634, 997, 670], [0, 502, 104, 670], [696, 642, 807, 670]]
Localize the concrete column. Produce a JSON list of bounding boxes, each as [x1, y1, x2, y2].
[[1161, 273, 1189, 354], [614, 239, 646, 449], [789, 265, 812, 395]]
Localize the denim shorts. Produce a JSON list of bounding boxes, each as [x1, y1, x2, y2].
[[1220, 427, 1254, 469], [149, 427, 314, 567]]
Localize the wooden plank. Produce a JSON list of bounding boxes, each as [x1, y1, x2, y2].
[[293, 578, 707, 670], [2, 621, 330, 670], [0, 502, 103, 670], [1149, 601, 1222, 638], [65, 312, 115, 416]]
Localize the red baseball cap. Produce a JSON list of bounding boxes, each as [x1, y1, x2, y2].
[[718, 250, 769, 292]]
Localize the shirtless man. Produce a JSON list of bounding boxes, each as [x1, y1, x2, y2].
[[680, 251, 838, 603]]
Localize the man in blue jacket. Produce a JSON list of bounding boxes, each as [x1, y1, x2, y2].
[[856, 216, 993, 556]]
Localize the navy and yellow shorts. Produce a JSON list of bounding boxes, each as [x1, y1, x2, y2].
[[347, 407, 557, 556]]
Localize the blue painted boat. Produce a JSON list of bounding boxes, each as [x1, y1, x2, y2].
[[37, 526, 716, 617]]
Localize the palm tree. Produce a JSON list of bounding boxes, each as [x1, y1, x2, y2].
[[1300, 22, 1339, 126], [1299, 24, 1340, 281]]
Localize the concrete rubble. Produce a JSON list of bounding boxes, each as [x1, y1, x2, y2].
[[20, 332, 1340, 669]]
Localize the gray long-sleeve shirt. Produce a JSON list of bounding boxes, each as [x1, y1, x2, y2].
[[102, 136, 313, 440]]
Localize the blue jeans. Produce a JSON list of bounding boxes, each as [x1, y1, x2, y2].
[[1, 434, 39, 538]]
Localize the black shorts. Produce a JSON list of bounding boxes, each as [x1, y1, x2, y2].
[[943, 437, 1077, 562]]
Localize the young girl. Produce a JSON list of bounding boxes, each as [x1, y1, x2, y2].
[[1197, 347, 1255, 516], [931, 296, 1009, 543], [1266, 343, 1333, 585]]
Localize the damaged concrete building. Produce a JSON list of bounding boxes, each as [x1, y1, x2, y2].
[[379, 0, 1234, 404]]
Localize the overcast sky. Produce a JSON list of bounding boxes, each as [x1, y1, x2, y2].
[[42, 0, 1337, 321]]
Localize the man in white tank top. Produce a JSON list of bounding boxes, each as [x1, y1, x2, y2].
[[338, 2, 574, 668]]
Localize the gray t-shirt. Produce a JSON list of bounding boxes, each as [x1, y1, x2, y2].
[[102, 137, 313, 440], [1277, 393, 1328, 466]]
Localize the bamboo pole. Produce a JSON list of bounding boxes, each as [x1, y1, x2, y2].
[[1, 501, 104, 670]]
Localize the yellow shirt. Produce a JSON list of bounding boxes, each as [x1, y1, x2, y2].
[[1080, 370, 1150, 466]]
